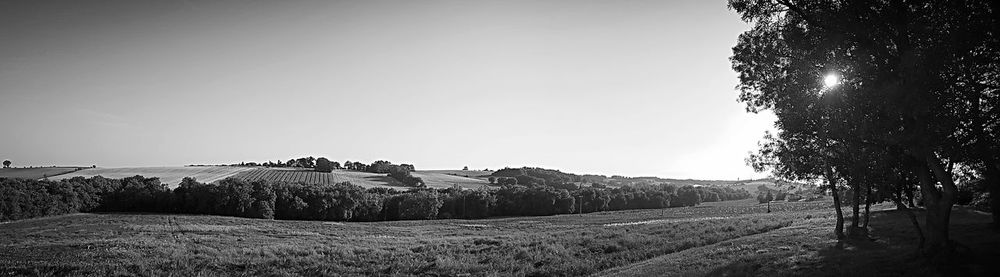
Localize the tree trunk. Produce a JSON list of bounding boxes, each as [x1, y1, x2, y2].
[[907, 186, 917, 207], [894, 194, 925, 249], [850, 181, 862, 237], [987, 164, 1000, 230], [864, 183, 872, 230], [919, 153, 957, 259], [827, 166, 845, 239]]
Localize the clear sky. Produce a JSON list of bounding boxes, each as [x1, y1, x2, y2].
[[0, 0, 775, 180]]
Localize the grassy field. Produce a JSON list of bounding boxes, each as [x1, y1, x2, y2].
[[0, 199, 822, 276], [411, 171, 490, 189], [230, 168, 491, 190], [0, 167, 84, 180], [2, 199, 996, 276], [597, 206, 1000, 277], [50, 167, 254, 187], [421, 170, 495, 179]]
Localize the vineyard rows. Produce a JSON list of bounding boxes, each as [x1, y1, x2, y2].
[[231, 168, 404, 188]]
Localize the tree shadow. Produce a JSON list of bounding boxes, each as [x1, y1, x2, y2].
[[362, 175, 408, 187], [704, 208, 1000, 276]]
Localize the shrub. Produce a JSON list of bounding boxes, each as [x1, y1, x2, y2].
[[398, 191, 442, 220]]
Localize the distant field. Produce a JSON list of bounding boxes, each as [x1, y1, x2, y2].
[[50, 167, 253, 187], [722, 180, 817, 195], [231, 168, 404, 189], [411, 171, 491, 189], [420, 169, 494, 179], [229, 168, 492, 190], [0, 167, 84, 180]]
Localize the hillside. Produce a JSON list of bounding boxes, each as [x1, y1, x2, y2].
[[605, 176, 816, 195], [26, 164, 812, 195], [0, 167, 84, 180], [50, 167, 254, 187], [420, 169, 494, 179], [230, 168, 490, 190]]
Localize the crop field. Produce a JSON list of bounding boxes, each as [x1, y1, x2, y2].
[[232, 168, 404, 189], [50, 167, 253, 187], [0, 167, 83, 180], [230, 168, 492, 190]]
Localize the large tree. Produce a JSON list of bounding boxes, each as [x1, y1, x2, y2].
[[315, 158, 334, 173], [730, 0, 997, 257], [2, 160, 9, 168]]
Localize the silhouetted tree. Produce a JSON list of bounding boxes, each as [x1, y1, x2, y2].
[[730, 0, 998, 255]]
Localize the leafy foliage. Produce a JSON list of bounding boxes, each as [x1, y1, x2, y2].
[[1, 173, 751, 223]]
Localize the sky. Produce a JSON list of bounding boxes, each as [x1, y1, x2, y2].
[[0, 0, 775, 180]]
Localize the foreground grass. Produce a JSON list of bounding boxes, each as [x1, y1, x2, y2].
[[0, 200, 826, 276], [597, 205, 1000, 277]]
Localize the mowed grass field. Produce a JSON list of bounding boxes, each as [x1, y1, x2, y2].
[[2, 199, 996, 276], [411, 171, 490, 189], [231, 168, 491, 190], [420, 170, 494, 179], [0, 167, 84, 180], [0, 199, 833, 276], [50, 167, 254, 187]]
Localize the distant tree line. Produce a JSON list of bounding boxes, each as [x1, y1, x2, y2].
[[0, 175, 750, 222]]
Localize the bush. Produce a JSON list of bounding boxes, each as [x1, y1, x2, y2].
[[969, 192, 990, 212], [786, 194, 803, 202], [388, 165, 424, 187], [398, 191, 442, 220]]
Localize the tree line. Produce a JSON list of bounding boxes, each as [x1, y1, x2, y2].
[[0, 175, 749, 222]]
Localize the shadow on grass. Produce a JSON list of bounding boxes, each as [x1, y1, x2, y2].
[[363, 175, 408, 187], [704, 208, 1000, 277]]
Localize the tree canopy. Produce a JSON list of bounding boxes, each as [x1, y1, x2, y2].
[[730, 0, 999, 257]]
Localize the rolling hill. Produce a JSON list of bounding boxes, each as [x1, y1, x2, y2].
[[231, 168, 490, 189], [49, 166, 254, 187], [0, 167, 85, 180], [42, 166, 491, 190]]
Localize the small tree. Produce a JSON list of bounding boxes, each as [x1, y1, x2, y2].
[[2, 160, 10, 168], [463, 166, 469, 170], [488, 176, 497, 184]]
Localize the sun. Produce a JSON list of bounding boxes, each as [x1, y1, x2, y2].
[[823, 74, 840, 88]]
